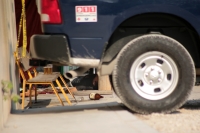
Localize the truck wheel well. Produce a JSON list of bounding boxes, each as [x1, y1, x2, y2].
[[102, 13, 200, 67]]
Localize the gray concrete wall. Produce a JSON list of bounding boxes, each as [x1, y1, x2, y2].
[[0, 0, 18, 130]]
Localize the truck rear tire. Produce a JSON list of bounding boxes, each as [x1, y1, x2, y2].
[[112, 34, 195, 114]]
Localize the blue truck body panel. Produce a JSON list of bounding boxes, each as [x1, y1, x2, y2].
[[43, 0, 200, 59], [29, 0, 200, 114]]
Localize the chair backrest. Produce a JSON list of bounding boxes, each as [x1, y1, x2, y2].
[[18, 47, 32, 71], [14, 52, 37, 82], [14, 53, 27, 81]]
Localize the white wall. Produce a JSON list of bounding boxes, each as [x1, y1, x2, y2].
[[36, 0, 41, 13], [0, 0, 18, 130]]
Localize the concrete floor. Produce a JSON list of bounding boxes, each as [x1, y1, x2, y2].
[[3, 87, 200, 133], [1, 91, 159, 133]]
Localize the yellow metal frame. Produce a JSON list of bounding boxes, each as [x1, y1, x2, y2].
[[14, 53, 76, 109]]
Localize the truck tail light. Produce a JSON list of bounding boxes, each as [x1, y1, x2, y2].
[[41, 0, 62, 24]]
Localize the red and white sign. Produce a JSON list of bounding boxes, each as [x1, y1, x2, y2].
[[75, 6, 97, 22]]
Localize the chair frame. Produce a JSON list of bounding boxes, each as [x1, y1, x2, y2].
[[14, 52, 76, 109]]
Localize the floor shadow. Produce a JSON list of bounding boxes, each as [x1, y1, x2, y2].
[[12, 101, 125, 115], [16, 98, 200, 115], [181, 99, 200, 109], [19, 98, 52, 109], [27, 99, 52, 109]]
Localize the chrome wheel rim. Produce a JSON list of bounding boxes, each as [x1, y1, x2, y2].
[[130, 51, 179, 100]]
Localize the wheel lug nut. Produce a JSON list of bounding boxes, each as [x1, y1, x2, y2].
[[150, 80, 153, 85], [145, 73, 148, 77], [158, 79, 161, 82]]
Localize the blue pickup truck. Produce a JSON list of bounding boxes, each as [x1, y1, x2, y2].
[[30, 0, 200, 114]]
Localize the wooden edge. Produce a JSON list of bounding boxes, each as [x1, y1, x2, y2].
[[73, 90, 113, 96]]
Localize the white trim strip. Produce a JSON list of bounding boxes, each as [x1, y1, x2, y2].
[[70, 58, 100, 67]]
